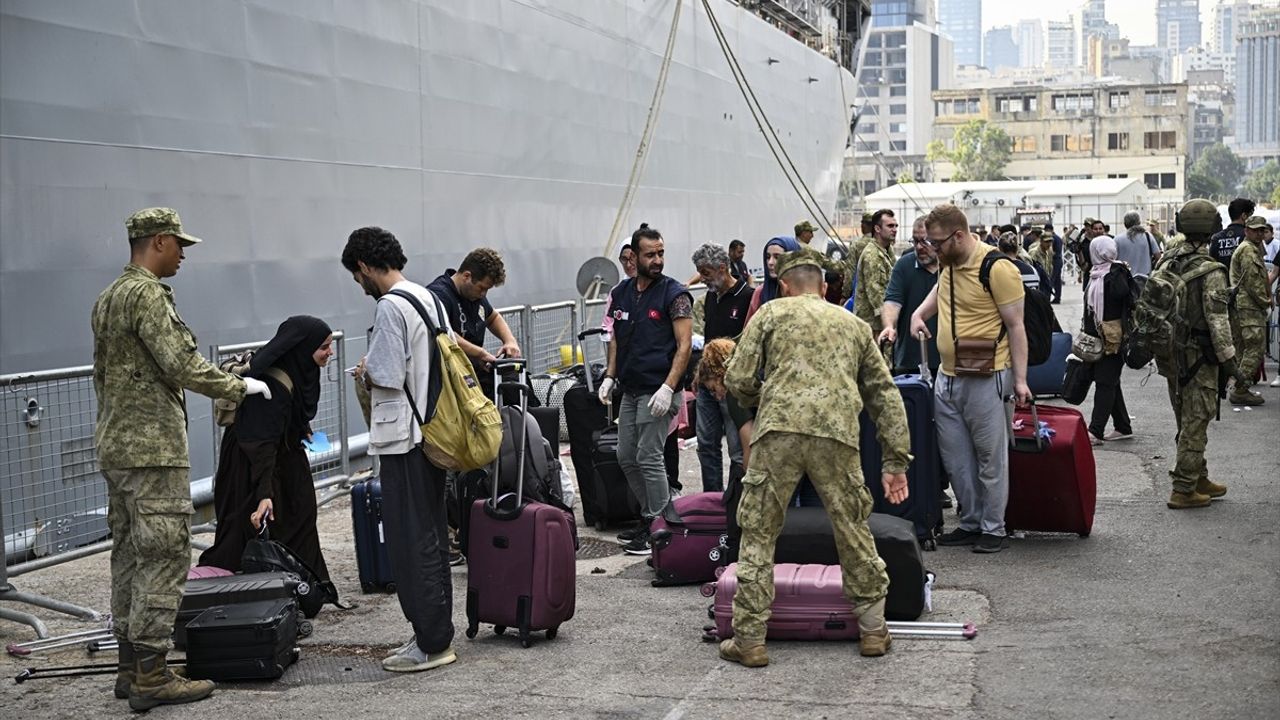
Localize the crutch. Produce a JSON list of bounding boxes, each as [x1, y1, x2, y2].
[[6, 627, 114, 657], [15, 658, 187, 684]]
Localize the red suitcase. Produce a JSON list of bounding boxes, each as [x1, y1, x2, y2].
[[649, 492, 729, 586], [465, 364, 576, 648], [1006, 403, 1096, 537]]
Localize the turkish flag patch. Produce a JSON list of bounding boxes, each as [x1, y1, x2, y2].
[[648, 309, 661, 320]]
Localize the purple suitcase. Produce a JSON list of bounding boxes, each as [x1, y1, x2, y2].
[[705, 563, 861, 641], [649, 492, 729, 586], [465, 362, 576, 647]]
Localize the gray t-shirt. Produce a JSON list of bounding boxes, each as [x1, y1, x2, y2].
[[1114, 228, 1159, 278]]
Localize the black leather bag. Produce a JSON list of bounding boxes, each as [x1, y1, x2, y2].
[[241, 521, 346, 618], [1062, 358, 1092, 406]]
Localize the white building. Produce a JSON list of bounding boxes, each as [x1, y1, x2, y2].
[[1017, 19, 1045, 68], [1046, 20, 1078, 69]]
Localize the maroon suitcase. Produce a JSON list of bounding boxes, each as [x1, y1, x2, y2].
[[1006, 403, 1097, 537], [649, 492, 729, 586], [465, 363, 576, 648], [706, 563, 860, 641]]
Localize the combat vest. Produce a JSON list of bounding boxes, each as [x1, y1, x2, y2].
[[1128, 246, 1225, 383], [608, 275, 690, 395]]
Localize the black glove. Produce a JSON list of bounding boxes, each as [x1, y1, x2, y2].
[[1223, 359, 1248, 387]]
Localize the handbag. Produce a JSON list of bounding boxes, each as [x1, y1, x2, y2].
[[241, 520, 351, 618], [949, 267, 997, 376], [1062, 358, 1092, 405], [1072, 330, 1104, 363]]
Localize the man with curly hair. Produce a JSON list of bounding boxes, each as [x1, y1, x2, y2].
[[427, 248, 523, 393]]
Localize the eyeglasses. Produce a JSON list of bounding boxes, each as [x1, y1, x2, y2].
[[927, 230, 960, 248]]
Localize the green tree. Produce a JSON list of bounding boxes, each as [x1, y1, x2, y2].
[[1185, 169, 1224, 201], [1272, 183, 1280, 208], [1191, 143, 1245, 195], [1241, 161, 1280, 203], [926, 120, 1012, 182]]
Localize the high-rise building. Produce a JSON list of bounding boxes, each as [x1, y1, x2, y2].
[[1234, 7, 1280, 168], [1157, 0, 1201, 53], [1017, 19, 1045, 68], [1046, 20, 1077, 68], [938, 0, 982, 66], [852, 0, 953, 195], [984, 26, 1019, 72], [1078, 0, 1119, 64]]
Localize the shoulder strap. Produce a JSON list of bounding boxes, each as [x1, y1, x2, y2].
[[977, 250, 1011, 294], [264, 367, 293, 394], [383, 289, 446, 428]]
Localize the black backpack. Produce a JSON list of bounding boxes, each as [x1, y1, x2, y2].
[[978, 252, 1060, 366]]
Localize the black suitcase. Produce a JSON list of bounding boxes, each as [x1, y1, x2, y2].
[[351, 478, 396, 593], [585, 427, 643, 530], [185, 598, 300, 681], [859, 374, 943, 549], [175, 572, 307, 649], [770, 509, 930, 622]]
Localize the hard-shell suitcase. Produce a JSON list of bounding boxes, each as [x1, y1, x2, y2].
[[351, 477, 396, 593], [585, 427, 643, 529], [859, 373, 943, 549], [466, 360, 576, 648], [1027, 331, 1072, 398], [175, 572, 307, 649], [649, 492, 729, 586], [1006, 403, 1096, 537], [773, 509, 930, 621], [706, 563, 864, 641], [185, 598, 300, 681]]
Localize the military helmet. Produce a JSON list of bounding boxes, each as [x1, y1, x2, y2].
[[1175, 199, 1222, 238]]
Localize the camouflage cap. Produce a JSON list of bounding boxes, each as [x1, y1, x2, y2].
[[1244, 215, 1270, 229], [1082, 217, 1098, 227], [775, 247, 826, 278], [794, 220, 817, 234], [125, 207, 202, 246]]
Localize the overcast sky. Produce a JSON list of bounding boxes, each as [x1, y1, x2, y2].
[[980, 0, 1221, 47]]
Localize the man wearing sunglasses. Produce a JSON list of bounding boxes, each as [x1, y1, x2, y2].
[[910, 205, 1032, 554]]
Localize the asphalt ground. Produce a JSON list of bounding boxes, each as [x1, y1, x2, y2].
[[2, 284, 1278, 719]]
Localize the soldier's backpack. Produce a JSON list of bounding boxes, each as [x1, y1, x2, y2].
[[213, 352, 293, 427], [978, 251, 1058, 366], [1127, 251, 1225, 377]]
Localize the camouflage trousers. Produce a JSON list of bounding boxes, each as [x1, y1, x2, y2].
[[732, 432, 888, 645], [1165, 364, 1218, 494], [1232, 323, 1267, 390], [104, 467, 193, 653]]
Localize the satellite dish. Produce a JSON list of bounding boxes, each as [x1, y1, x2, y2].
[[576, 257, 620, 299]]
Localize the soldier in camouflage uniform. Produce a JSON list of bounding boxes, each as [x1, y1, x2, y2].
[[719, 247, 911, 667], [1028, 231, 1055, 278], [92, 208, 272, 710], [841, 212, 876, 301], [1228, 215, 1272, 406], [853, 210, 898, 337], [1158, 199, 1243, 510]]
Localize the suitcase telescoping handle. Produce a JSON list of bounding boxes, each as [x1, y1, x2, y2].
[[1008, 397, 1047, 453], [917, 331, 933, 386], [487, 379, 532, 520], [577, 327, 608, 394]]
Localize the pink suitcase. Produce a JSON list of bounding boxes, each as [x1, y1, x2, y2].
[[465, 364, 576, 648], [1006, 403, 1097, 537], [187, 565, 234, 580], [649, 492, 729, 586], [705, 563, 861, 641]]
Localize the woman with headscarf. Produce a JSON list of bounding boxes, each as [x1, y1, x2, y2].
[[744, 236, 801, 323], [199, 316, 335, 578], [1083, 236, 1137, 446]]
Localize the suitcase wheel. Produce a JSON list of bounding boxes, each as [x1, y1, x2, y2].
[[386, 583, 397, 593], [545, 627, 558, 641], [465, 625, 478, 640], [1078, 531, 1090, 538], [298, 620, 313, 639], [706, 604, 715, 621], [922, 537, 937, 551], [494, 625, 507, 636], [594, 520, 606, 531]]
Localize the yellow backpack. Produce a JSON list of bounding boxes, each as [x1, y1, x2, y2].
[[387, 289, 502, 471]]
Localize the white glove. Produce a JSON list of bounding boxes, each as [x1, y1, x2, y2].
[[647, 384, 674, 416], [243, 377, 273, 400], [597, 377, 615, 405]]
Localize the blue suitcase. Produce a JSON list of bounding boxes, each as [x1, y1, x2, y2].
[[858, 374, 943, 550], [1028, 332, 1072, 398], [351, 478, 396, 593]]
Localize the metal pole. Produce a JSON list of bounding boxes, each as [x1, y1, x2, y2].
[[0, 585, 102, 621], [336, 330, 350, 480]]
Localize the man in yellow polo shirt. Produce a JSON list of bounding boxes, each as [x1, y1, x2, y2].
[[909, 204, 1032, 554]]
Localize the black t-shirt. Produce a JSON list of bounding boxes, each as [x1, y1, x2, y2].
[[704, 277, 754, 340], [427, 269, 494, 348], [730, 258, 749, 282], [1210, 223, 1246, 267]]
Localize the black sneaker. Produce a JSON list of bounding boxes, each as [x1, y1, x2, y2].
[[936, 528, 981, 546], [972, 534, 1006, 554], [622, 532, 652, 556], [616, 526, 644, 545], [449, 549, 465, 566], [939, 493, 953, 509]]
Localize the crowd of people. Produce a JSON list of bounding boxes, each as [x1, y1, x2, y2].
[[91, 193, 1278, 703]]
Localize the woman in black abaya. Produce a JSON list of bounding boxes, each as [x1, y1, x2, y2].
[[199, 316, 334, 580]]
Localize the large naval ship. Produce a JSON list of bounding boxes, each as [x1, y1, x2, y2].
[[0, 0, 869, 373]]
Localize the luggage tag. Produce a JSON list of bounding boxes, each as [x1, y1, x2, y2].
[[303, 431, 331, 453]]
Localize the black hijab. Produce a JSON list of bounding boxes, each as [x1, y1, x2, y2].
[[248, 315, 332, 435]]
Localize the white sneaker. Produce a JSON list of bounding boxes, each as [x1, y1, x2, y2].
[[386, 636, 417, 659], [1271, 378, 1280, 387], [382, 643, 457, 673]]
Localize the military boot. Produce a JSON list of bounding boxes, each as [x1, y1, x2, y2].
[[128, 650, 214, 712], [855, 598, 893, 657], [1167, 489, 1212, 509], [718, 638, 769, 667], [1228, 390, 1264, 406], [113, 638, 134, 699], [1195, 478, 1227, 499]]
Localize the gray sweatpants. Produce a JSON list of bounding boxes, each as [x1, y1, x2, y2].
[[934, 370, 1012, 537], [617, 391, 677, 521]]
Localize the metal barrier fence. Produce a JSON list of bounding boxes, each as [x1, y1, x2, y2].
[[208, 331, 350, 483], [527, 302, 578, 374]]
